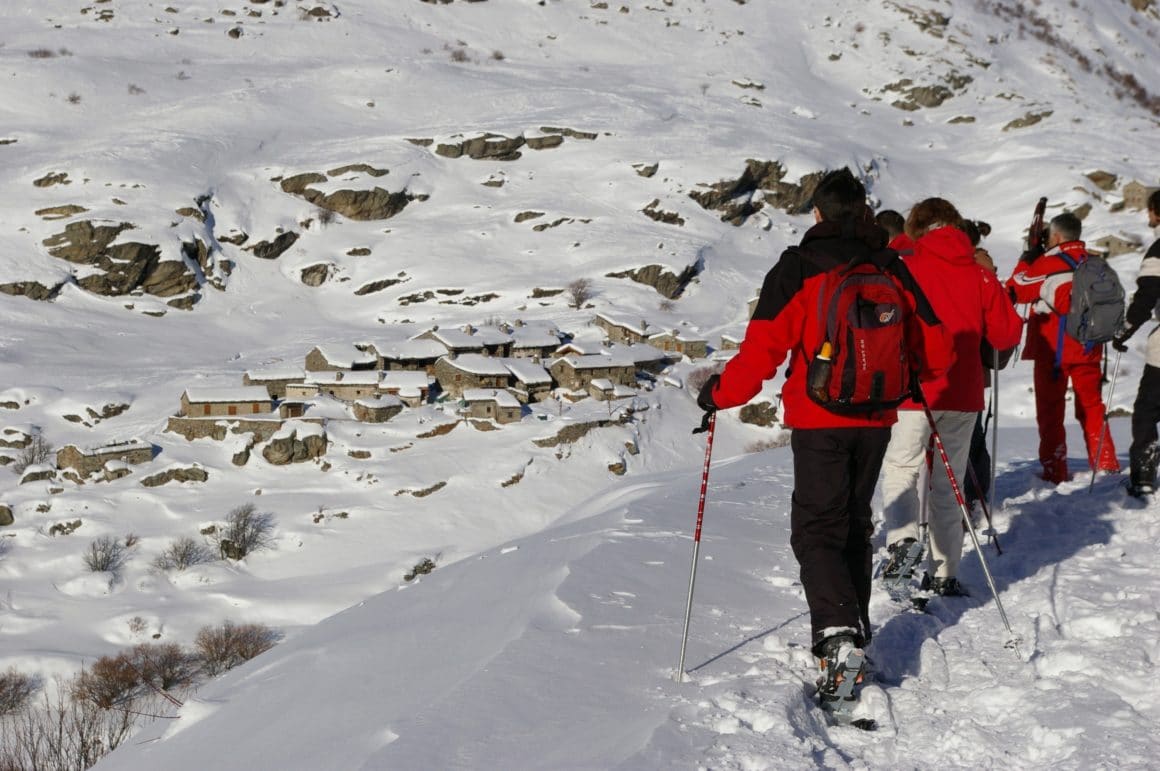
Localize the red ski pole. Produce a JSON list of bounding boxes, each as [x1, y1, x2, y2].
[[676, 411, 716, 683]]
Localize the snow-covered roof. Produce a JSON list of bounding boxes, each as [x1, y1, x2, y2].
[[605, 342, 667, 364], [648, 328, 707, 343], [463, 388, 522, 409], [183, 387, 272, 404], [474, 326, 515, 346], [312, 344, 377, 368], [305, 371, 382, 387], [355, 394, 404, 409], [590, 378, 614, 391], [380, 371, 432, 389], [503, 359, 552, 384], [421, 328, 484, 350], [594, 312, 660, 336], [377, 339, 448, 361], [552, 354, 634, 370], [69, 438, 154, 457], [244, 367, 306, 382], [440, 354, 511, 377]]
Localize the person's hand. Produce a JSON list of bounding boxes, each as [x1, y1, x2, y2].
[[696, 374, 720, 413], [974, 247, 996, 273], [1112, 329, 1132, 352], [1020, 243, 1044, 264]]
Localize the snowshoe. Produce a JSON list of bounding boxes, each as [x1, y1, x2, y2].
[[880, 537, 924, 589], [816, 635, 874, 729]]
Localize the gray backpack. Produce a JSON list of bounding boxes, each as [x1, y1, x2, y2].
[[1060, 252, 1125, 347]]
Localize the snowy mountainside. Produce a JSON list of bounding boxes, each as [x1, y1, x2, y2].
[[0, 0, 1157, 767]]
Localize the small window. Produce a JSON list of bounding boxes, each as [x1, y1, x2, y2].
[[228, 405, 237, 416], [252, 403, 260, 414], [203, 404, 211, 416]]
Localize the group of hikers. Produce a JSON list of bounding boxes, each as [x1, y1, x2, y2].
[[693, 169, 1160, 715]]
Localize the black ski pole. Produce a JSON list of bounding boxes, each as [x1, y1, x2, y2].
[[676, 411, 716, 683], [1088, 349, 1123, 493]]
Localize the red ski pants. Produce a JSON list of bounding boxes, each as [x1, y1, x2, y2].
[[1033, 356, 1120, 481]]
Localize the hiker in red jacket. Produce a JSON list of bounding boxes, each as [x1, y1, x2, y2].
[[697, 170, 950, 679], [879, 199, 1023, 596], [1006, 211, 1120, 483]]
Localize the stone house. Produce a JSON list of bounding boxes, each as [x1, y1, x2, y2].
[[649, 329, 709, 359], [461, 389, 523, 424], [594, 313, 660, 345], [605, 342, 669, 375], [416, 327, 486, 357], [57, 439, 155, 477], [434, 354, 511, 398], [587, 378, 636, 401], [1091, 234, 1142, 258], [720, 332, 743, 351], [473, 326, 515, 357], [181, 387, 274, 417], [509, 323, 562, 361], [374, 339, 446, 372], [1123, 180, 1159, 212], [503, 358, 553, 403], [352, 395, 405, 423], [243, 367, 306, 399], [304, 344, 378, 372], [285, 371, 381, 402], [549, 354, 635, 391], [380, 371, 433, 407]]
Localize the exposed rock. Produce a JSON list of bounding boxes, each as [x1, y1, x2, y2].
[[605, 263, 698, 299], [142, 258, 199, 297], [530, 287, 563, 298], [347, 449, 371, 459], [347, 247, 372, 256], [532, 416, 628, 447], [33, 172, 71, 187], [218, 231, 249, 246], [633, 162, 658, 178], [1072, 202, 1093, 221], [300, 263, 334, 287], [525, 134, 565, 151], [43, 220, 135, 263], [35, 204, 88, 220], [1085, 170, 1118, 191], [247, 231, 300, 260], [739, 401, 779, 427], [395, 481, 446, 498], [262, 429, 327, 465], [140, 466, 209, 487], [280, 172, 327, 195], [436, 133, 526, 161], [642, 199, 685, 226], [0, 430, 24, 449], [608, 460, 627, 475], [405, 138, 434, 147], [354, 277, 405, 296], [540, 126, 598, 140], [1003, 110, 1053, 131], [515, 211, 545, 223], [233, 440, 253, 467], [327, 163, 388, 177], [0, 505, 12, 527], [49, 519, 82, 536], [689, 160, 821, 224], [403, 557, 436, 581], [947, 115, 976, 124], [0, 281, 63, 301], [167, 294, 199, 310], [21, 466, 55, 485], [175, 206, 205, 222]]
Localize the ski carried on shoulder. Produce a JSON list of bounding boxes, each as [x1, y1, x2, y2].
[[817, 643, 877, 731]]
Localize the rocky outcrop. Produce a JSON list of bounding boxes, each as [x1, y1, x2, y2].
[[300, 263, 333, 287], [279, 169, 424, 221], [35, 205, 88, 220], [1003, 110, 1053, 131], [262, 429, 327, 465], [739, 401, 779, 428], [689, 160, 822, 225], [532, 415, 630, 447], [0, 281, 64, 301], [42, 220, 199, 302], [140, 466, 209, 487], [0, 505, 12, 526], [247, 231, 299, 260], [641, 200, 684, 226], [605, 263, 698, 299], [354, 277, 406, 296]]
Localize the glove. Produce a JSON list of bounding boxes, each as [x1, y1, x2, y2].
[[696, 374, 720, 413], [1112, 325, 1136, 353]]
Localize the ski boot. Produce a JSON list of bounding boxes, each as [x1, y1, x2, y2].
[[881, 537, 924, 589]]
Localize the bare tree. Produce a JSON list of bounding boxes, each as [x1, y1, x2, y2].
[[82, 536, 129, 575], [215, 503, 276, 560], [13, 433, 52, 474], [153, 536, 215, 571], [567, 278, 594, 309], [195, 622, 280, 676]]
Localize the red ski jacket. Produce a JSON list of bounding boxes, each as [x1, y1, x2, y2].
[[711, 221, 951, 429], [900, 226, 1023, 411], [1005, 241, 1102, 365]]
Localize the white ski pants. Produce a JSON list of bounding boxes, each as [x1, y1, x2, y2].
[[881, 409, 977, 579]]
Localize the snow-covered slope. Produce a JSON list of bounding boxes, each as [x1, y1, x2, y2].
[[0, 0, 1158, 767]]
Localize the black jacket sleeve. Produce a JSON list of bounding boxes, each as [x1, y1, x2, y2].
[[1125, 238, 1160, 333]]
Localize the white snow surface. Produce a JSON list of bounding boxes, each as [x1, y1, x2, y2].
[[0, 0, 1156, 768]]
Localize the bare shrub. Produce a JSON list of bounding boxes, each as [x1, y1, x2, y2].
[[567, 278, 594, 309], [130, 643, 198, 692], [127, 83, 145, 95], [745, 435, 791, 453], [449, 47, 469, 63], [27, 48, 56, 58], [13, 433, 52, 474], [491, 50, 505, 61], [658, 298, 676, 312], [317, 207, 337, 226], [0, 669, 40, 716], [72, 655, 140, 709], [153, 536, 215, 571], [194, 621, 280, 676], [66, 92, 82, 105], [686, 364, 722, 392], [215, 503, 276, 559], [82, 535, 129, 574]]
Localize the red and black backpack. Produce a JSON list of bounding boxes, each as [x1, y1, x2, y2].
[[804, 253, 919, 414]]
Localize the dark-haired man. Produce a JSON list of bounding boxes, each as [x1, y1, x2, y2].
[[696, 168, 948, 710], [876, 209, 914, 255], [1006, 211, 1120, 483], [1112, 190, 1160, 497]]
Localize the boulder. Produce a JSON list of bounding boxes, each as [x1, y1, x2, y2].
[[605, 263, 698, 300], [303, 187, 419, 221], [140, 466, 209, 487], [0, 281, 63, 301], [43, 220, 135, 263], [300, 263, 333, 287], [262, 429, 327, 465], [247, 232, 300, 260], [0, 505, 12, 526]]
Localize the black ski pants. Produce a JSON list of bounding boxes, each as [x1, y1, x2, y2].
[[789, 426, 891, 656], [1130, 364, 1160, 481]]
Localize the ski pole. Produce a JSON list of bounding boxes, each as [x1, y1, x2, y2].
[[988, 349, 999, 515], [916, 393, 1021, 654], [676, 411, 716, 683], [964, 459, 1002, 555], [1088, 349, 1123, 493]]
